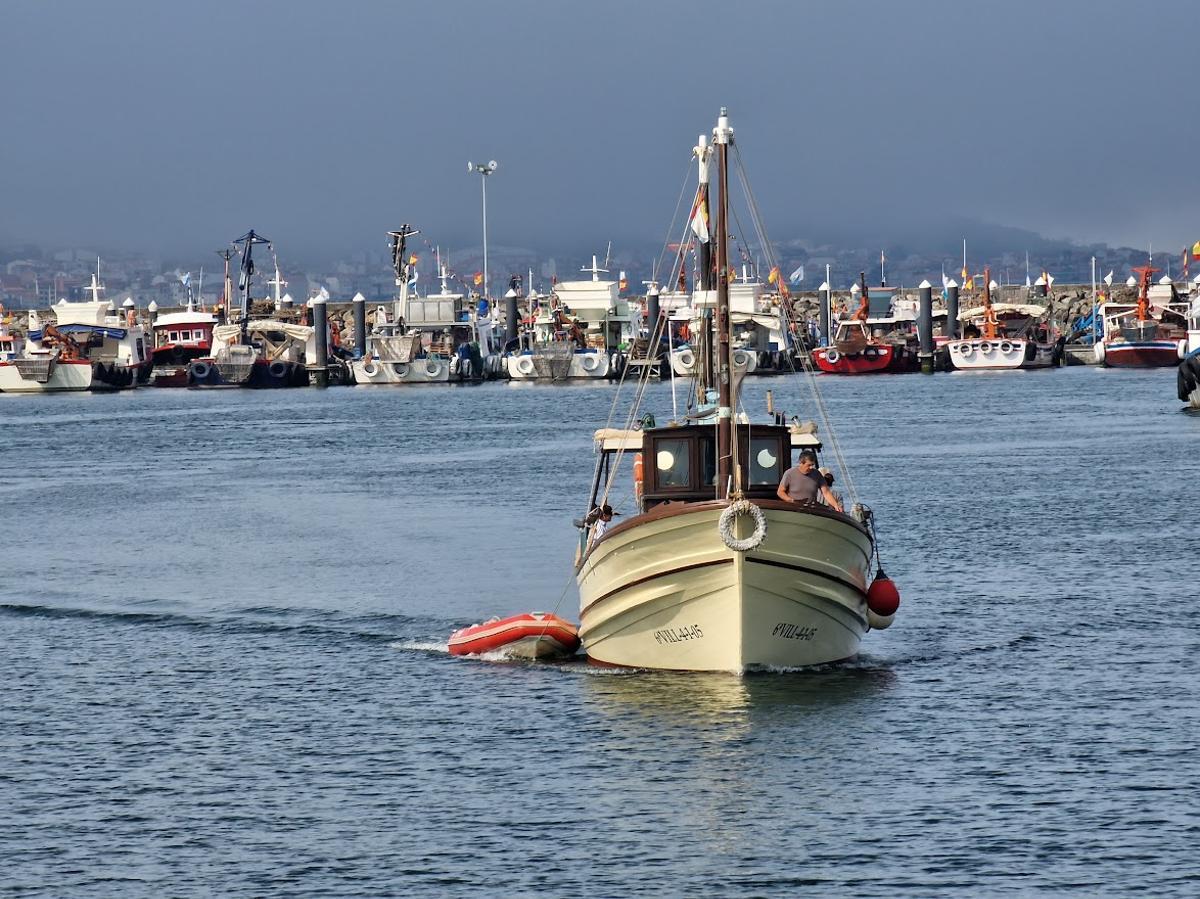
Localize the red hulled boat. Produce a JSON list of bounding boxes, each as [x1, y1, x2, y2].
[[812, 273, 920, 374], [448, 613, 581, 659]]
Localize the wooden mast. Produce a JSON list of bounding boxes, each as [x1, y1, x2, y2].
[[715, 108, 733, 500]]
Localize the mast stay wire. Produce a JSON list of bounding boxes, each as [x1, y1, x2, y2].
[[731, 142, 861, 508]]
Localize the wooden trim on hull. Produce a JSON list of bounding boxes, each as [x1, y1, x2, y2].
[[578, 498, 868, 571]]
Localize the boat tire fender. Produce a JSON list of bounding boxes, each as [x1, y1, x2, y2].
[[958, 342, 973, 358], [190, 361, 211, 381], [979, 341, 993, 355], [825, 348, 840, 364], [268, 359, 289, 379], [361, 360, 378, 377], [999, 341, 1013, 354], [719, 499, 767, 553], [581, 353, 600, 372], [515, 355, 534, 376], [425, 359, 441, 377], [393, 362, 409, 377]]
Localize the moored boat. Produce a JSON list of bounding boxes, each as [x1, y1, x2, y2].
[[574, 108, 900, 673], [1096, 266, 1189, 368], [0, 273, 151, 393], [188, 231, 312, 389], [946, 268, 1060, 370], [812, 275, 921, 374], [448, 613, 581, 659], [505, 255, 634, 382]]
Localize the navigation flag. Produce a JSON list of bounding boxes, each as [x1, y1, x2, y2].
[[473, 271, 483, 286], [619, 271, 627, 292], [789, 265, 804, 285], [1104, 271, 1114, 286], [179, 271, 191, 286], [408, 254, 418, 266], [688, 186, 710, 243]]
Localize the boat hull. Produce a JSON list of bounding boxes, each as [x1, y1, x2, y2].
[[0, 358, 141, 392], [668, 347, 757, 378], [1101, 340, 1184, 368], [188, 357, 309, 388], [506, 350, 611, 380], [352, 356, 452, 384], [812, 344, 918, 374], [577, 501, 873, 672], [947, 338, 1055, 370]]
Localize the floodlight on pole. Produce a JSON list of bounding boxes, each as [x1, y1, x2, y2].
[[468, 160, 498, 302]]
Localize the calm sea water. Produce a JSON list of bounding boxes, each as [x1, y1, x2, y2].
[[2, 369, 1196, 897]]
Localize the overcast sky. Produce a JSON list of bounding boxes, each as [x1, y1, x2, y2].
[[2, 0, 1196, 262]]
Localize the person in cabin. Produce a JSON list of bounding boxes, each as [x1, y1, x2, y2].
[[819, 467, 844, 509], [777, 450, 843, 512]]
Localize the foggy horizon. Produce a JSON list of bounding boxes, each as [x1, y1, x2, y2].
[[3, 0, 1196, 264]]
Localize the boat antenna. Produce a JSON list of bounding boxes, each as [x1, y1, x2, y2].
[[603, 241, 612, 270]]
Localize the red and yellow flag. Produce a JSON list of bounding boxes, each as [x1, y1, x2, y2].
[[473, 271, 483, 286], [768, 266, 780, 285], [408, 254, 418, 265], [1192, 240, 1200, 260]]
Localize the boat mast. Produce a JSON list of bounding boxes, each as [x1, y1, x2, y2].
[[692, 133, 714, 402], [233, 230, 270, 342], [714, 107, 734, 500], [388, 225, 420, 329]]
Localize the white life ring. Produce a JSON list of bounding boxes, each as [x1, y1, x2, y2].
[[958, 342, 974, 358], [824, 347, 840, 364], [580, 353, 600, 372], [424, 359, 442, 377], [979, 341, 994, 355], [515, 355, 535, 375], [678, 349, 695, 369], [393, 362, 409, 377], [999, 341, 1013, 354], [732, 350, 749, 369], [360, 360, 378, 377], [718, 499, 767, 552]]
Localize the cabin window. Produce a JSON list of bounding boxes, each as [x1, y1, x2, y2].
[[169, 331, 179, 342], [654, 437, 691, 488], [748, 437, 784, 486]]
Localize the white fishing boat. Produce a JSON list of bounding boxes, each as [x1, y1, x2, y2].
[[353, 226, 501, 385], [574, 108, 900, 672], [0, 272, 151, 393], [946, 269, 1060, 370], [506, 255, 634, 381]]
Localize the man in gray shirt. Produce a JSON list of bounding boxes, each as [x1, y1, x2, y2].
[[776, 450, 844, 512]]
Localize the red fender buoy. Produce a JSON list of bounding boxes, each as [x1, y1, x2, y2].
[[867, 568, 901, 617]]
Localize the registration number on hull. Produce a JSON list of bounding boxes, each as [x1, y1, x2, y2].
[[773, 622, 818, 641], [655, 624, 704, 645]]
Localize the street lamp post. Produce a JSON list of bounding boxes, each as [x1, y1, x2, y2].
[[468, 160, 498, 303]]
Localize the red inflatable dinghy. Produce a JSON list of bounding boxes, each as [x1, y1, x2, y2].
[[448, 613, 581, 659]]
